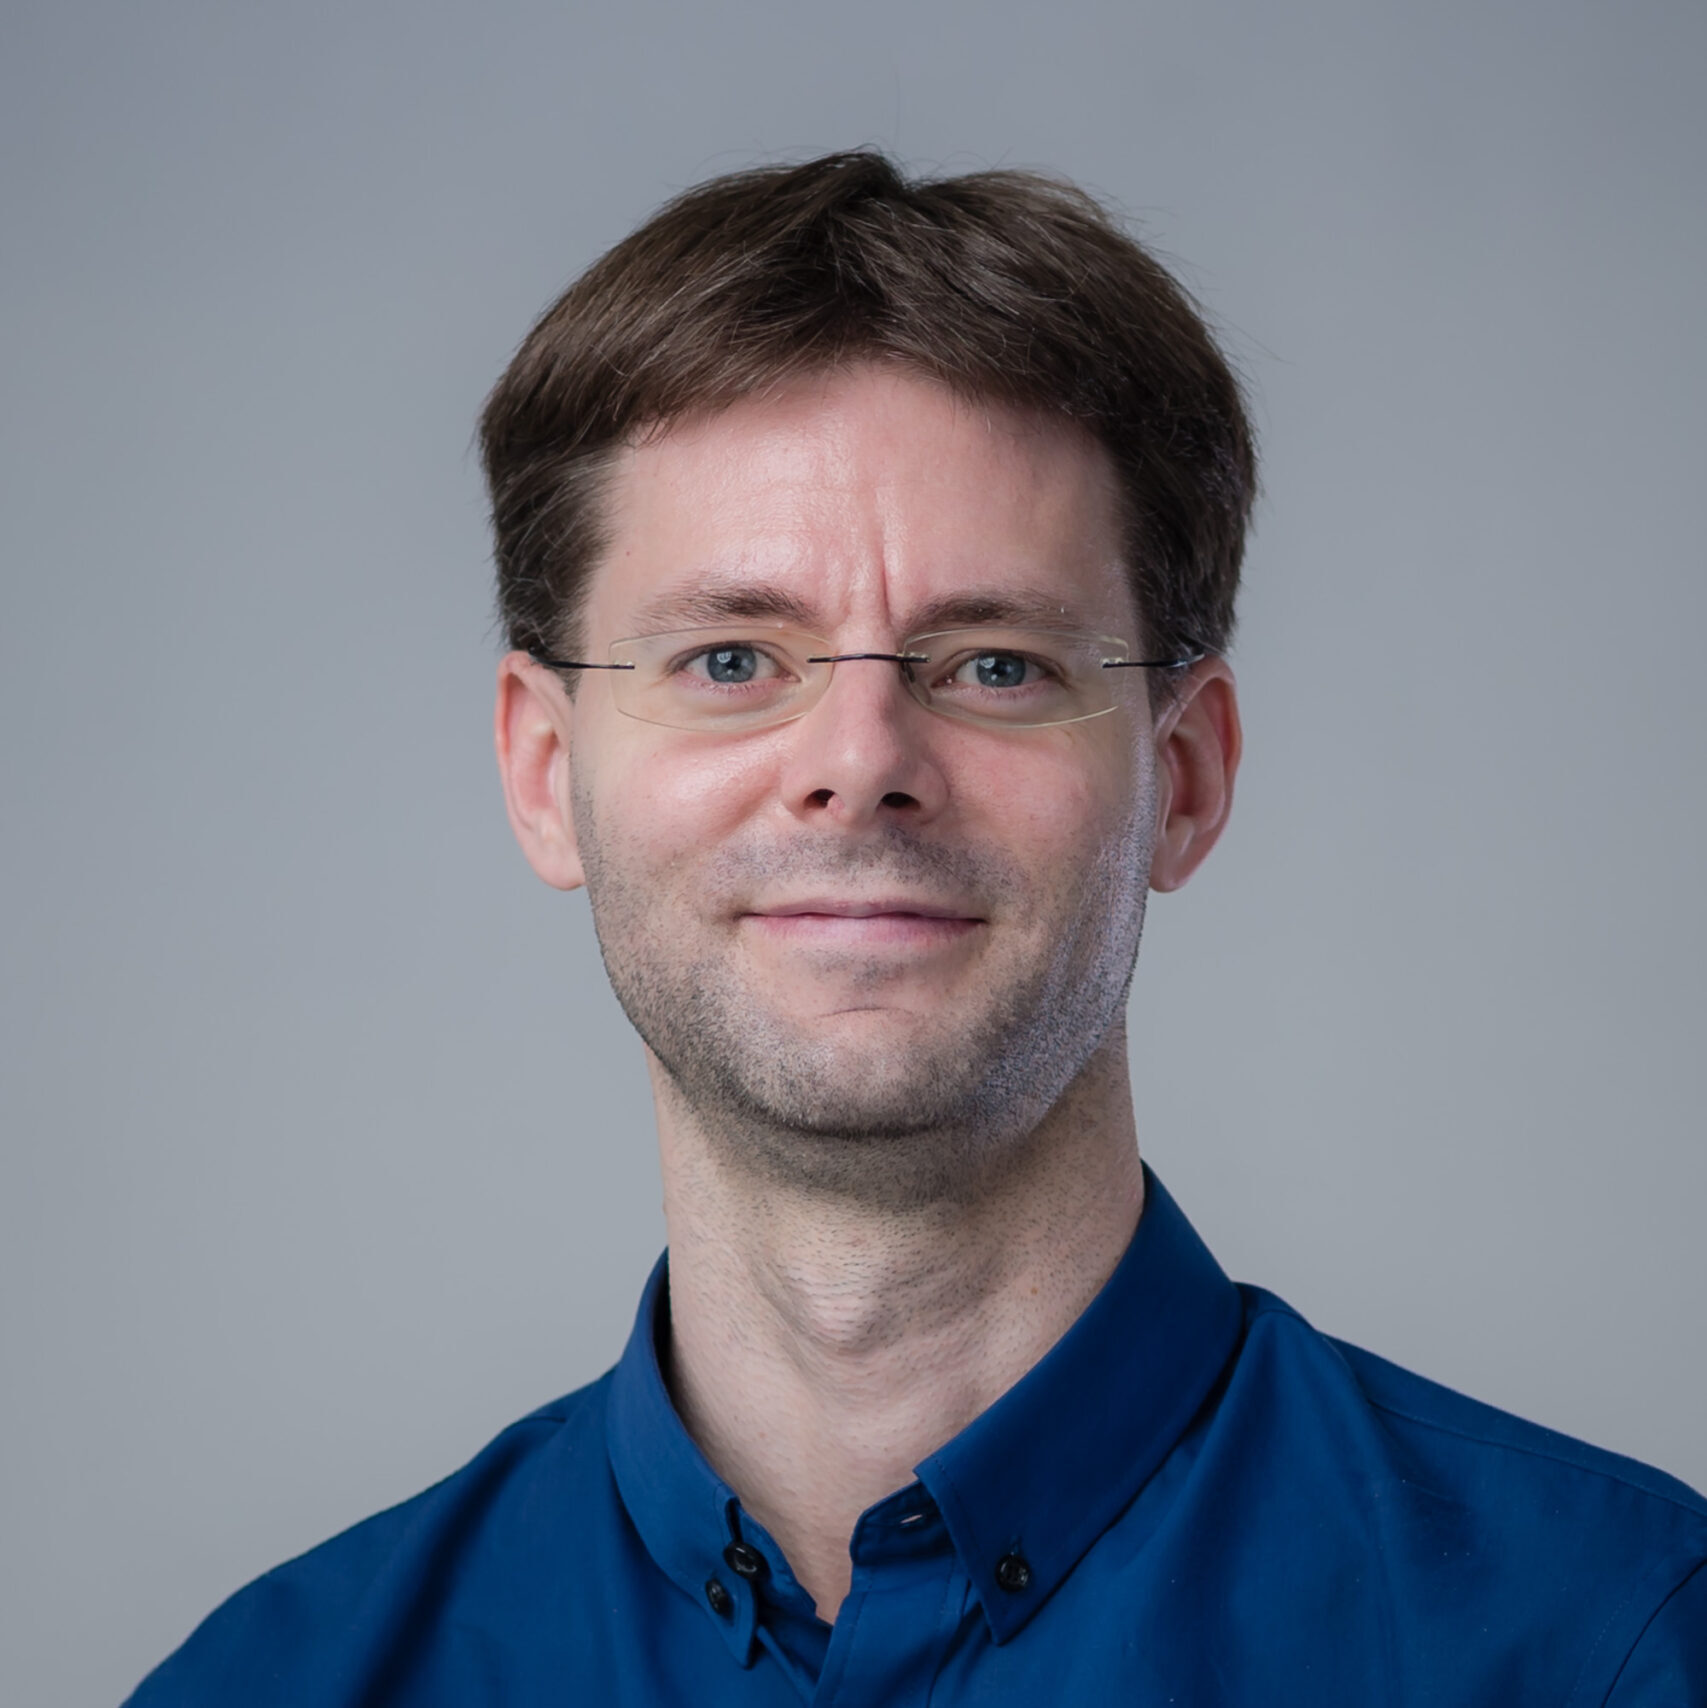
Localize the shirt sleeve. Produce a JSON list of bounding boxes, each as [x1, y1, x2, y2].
[[1603, 1558, 1707, 1706]]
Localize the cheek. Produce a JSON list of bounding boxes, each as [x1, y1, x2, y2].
[[978, 732, 1149, 871], [585, 731, 776, 859]]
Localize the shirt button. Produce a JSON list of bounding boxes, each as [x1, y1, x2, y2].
[[723, 1541, 765, 1579], [704, 1577, 734, 1617], [994, 1552, 1033, 1593]]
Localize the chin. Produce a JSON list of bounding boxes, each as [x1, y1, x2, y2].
[[700, 1099, 1037, 1210], [692, 1024, 1061, 1151]]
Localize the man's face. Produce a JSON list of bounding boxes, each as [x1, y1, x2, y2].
[[535, 367, 1173, 1203]]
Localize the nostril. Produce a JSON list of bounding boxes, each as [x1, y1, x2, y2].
[[802, 787, 919, 811]]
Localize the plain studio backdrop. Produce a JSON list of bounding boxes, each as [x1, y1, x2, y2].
[[3, 2, 1703, 1702]]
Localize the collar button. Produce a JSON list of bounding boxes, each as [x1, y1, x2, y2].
[[994, 1552, 1033, 1593], [723, 1541, 765, 1579], [704, 1577, 734, 1617]]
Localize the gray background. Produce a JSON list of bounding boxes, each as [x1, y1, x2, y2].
[[3, 1, 1703, 1702]]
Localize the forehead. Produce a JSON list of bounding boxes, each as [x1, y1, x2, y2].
[[582, 365, 1137, 640]]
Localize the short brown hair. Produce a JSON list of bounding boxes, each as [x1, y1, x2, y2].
[[480, 150, 1255, 671]]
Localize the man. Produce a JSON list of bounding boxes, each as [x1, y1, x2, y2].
[[128, 151, 1706, 1704]]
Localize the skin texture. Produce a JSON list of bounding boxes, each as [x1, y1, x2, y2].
[[496, 365, 1240, 1619]]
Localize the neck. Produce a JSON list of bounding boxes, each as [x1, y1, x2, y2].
[[653, 1030, 1144, 1623]]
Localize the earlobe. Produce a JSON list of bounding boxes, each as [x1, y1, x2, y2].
[[1148, 661, 1241, 894], [494, 653, 586, 892]]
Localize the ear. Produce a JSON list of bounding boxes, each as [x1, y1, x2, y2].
[[494, 653, 586, 892], [1148, 657, 1241, 893]]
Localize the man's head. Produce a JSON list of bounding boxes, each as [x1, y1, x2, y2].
[[480, 149, 1255, 679], [487, 154, 1251, 1207]]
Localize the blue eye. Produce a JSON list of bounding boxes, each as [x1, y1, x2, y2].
[[971, 652, 1030, 689], [677, 642, 790, 686], [949, 651, 1047, 690], [703, 646, 758, 684]]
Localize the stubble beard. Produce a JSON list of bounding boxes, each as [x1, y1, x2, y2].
[[575, 780, 1155, 1210]]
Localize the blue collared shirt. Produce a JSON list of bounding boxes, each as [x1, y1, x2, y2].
[[127, 1171, 1707, 1704]]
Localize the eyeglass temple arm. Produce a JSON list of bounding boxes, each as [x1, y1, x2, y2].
[[530, 651, 636, 672], [1102, 645, 1207, 670]]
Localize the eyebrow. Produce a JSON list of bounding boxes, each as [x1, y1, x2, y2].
[[625, 580, 1104, 637], [627, 580, 819, 632], [902, 589, 1094, 634]]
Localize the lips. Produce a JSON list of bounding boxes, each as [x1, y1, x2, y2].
[[739, 897, 986, 950], [751, 897, 984, 922]]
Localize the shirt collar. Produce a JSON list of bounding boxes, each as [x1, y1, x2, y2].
[[917, 1165, 1243, 1640], [606, 1257, 765, 1666], [606, 1165, 1243, 1652]]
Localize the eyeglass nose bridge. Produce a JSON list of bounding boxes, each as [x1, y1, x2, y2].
[[805, 650, 934, 693], [803, 651, 932, 666], [798, 651, 937, 719]]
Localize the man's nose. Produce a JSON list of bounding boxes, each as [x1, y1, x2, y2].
[[776, 656, 949, 828]]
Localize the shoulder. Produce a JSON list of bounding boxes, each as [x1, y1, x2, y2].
[[1241, 1288, 1705, 1520], [1224, 1288, 1707, 1702], [123, 1377, 615, 1708], [1328, 1322, 1705, 1518]]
